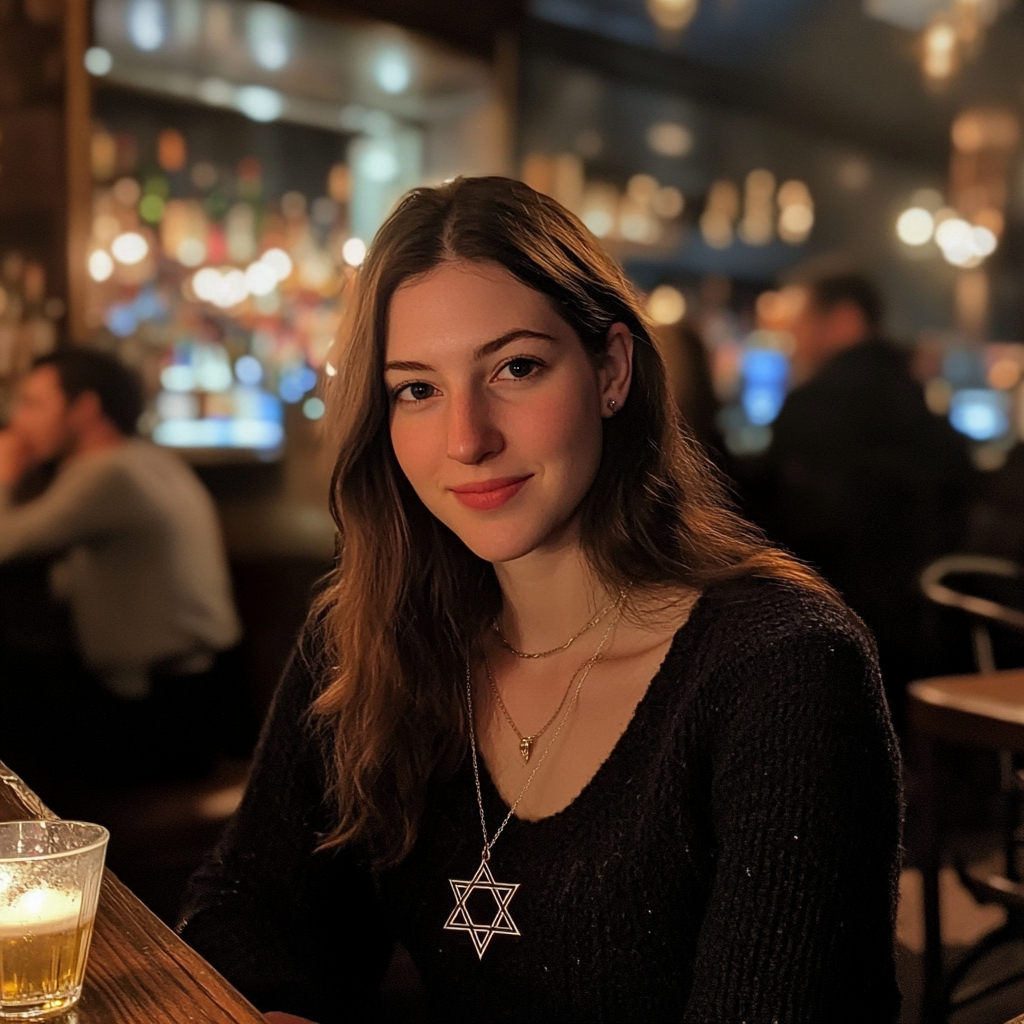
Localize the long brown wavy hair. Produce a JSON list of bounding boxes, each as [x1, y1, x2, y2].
[[311, 175, 831, 868]]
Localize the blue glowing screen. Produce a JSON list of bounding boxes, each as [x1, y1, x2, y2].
[[741, 348, 789, 427], [949, 389, 1010, 441]]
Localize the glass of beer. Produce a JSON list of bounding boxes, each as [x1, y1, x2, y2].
[[0, 821, 108, 1019]]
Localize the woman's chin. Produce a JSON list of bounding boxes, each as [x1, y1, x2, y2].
[[461, 538, 544, 565], [443, 513, 580, 566], [446, 521, 555, 566]]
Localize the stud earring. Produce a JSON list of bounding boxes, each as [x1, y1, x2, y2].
[[607, 399, 618, 412]]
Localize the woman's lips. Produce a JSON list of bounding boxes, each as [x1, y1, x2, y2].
[[450, 475, 532, 511]]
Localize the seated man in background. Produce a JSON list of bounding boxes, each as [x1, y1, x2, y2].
[[753, 271, 972, 727], [0, 349, 240, 789]]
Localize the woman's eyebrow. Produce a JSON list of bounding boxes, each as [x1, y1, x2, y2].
[[474, 329, 558, 359], [384, 359, 434, 373], [383, 329, 558, 374]]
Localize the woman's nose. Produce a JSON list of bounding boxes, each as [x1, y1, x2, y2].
[[446, 391, 503, 465]]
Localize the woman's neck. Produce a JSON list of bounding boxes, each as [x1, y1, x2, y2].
[[492, 539, 617, 655]]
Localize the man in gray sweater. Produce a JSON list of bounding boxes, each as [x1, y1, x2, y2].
[[0, 349, 240, 781]]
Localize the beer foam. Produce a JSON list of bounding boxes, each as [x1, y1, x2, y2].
[[0, 886, 84, 938]]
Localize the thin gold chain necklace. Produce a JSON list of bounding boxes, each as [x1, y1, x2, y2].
[[491, 593, 619, 659], [483, 650, 578, 764], [486, 589, 626, 762], [443, 612, 618, 960]]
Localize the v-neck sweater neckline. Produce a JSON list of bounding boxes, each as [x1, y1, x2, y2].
[[475, 587, 710, 830]]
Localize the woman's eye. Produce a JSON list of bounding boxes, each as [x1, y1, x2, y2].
[[497, 358, 540, 380], [395, 381, 438, 403]]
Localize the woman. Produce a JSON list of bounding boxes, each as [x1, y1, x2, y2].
[[179, 177, 901, 1023]]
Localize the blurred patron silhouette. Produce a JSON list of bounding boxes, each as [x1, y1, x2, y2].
[[654, 320, 728, 469], [0, 350, 240, 791], [754, 271, 972, 726]]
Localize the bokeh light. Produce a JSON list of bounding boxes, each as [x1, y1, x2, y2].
[[302, 397, 326, 420], [261, 248, 293, 281], [247, 5, 291, 70], [111, 232, 149, 265], [128, 0, 166, 51], [235, 85, 284, 123], [175, 238, 206, 267], [646, 0, 699, 33], [84, 47, 112, 75], [245, 260, 278, 296], [342, 237, 367, 267], [647, 285, 686, 325], [374, 49, 411, 94], [235, 355, 263, 386], [934, 218, 996, 267], [88, 250, 114, 282], [896, 207, 935, 246], [645, 122, 693, 158]]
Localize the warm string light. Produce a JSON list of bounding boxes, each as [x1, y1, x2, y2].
[[922, 16, 959, 83], [935, 217, 996, 267], [647, 285, 686, 326], [189, 246, 294, 309], [739, 170, 776, 246], [341, 237, 367, 266], [896, 207, 935, 246], [919, 0, 1009, 85], [896, 109, 1018, 268], [87, 250, 114, 282], [776, 180, 814, 244], [111, 232, 148, 265], [700, 180, 739, 249], [895, 197, 998, 267], [646, 0, 699, 32], [699, 175, 813, 249], [521, 152, 684, 247], [646, 122, 693, 158]]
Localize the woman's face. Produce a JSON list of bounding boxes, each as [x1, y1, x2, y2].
[[385, 260, 632, 565]]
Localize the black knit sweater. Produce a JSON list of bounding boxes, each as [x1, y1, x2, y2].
[[178, 575, 903, 1023]]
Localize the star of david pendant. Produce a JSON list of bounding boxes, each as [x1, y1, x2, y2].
[[444, 858, 521, 959]]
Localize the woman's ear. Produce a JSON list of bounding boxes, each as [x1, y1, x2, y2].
[[600, 322, 634, 419]]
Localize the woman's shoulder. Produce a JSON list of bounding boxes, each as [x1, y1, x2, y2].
[[667, 571, 885, 727], [649, 574, 898, 786], [693, 570, 874, 663]]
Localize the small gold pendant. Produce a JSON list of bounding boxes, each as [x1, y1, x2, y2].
[[519, 736, 533, 763]]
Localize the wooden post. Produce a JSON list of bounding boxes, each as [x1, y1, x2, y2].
[[64, 0, 92, 346]]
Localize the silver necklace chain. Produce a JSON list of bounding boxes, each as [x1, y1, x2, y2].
[[465, 611, 618, 861]]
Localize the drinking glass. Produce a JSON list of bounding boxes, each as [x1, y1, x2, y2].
[[0, 821, 108, 1019]]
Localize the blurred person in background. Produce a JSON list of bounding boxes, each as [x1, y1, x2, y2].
[[0, 457, 76, 695], [754, 271, 972, 727], [654, 319, 729, 471], [0, 349, 240, 788]]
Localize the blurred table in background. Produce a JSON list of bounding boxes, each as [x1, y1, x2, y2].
[[0, 760, 264, 1024], [908, 670, 1024, 1023]]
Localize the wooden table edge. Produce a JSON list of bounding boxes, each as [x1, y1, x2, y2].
[[908, 670, 1024, 749]]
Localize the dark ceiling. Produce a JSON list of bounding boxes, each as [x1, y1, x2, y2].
[[284, 0, 525, 58], [528, 0, 1024, 171], [299, 0, 1024, 173]]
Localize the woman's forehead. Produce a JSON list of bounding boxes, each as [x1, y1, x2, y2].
[[386, 262, 570, 359]]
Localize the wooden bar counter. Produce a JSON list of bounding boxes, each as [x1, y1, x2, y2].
[[0, 760, 265, 1023]]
